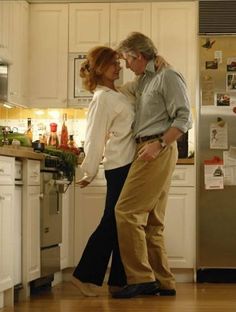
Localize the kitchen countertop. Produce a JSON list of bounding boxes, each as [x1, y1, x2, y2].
[[0, 146, 44, 160], [177, 158, 194, 165], [0, 146, 195, 164]]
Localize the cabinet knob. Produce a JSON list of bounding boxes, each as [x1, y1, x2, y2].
[[0, 195, 5, 200], [39, 193, 44, 199], [0, 168, 4, 173]]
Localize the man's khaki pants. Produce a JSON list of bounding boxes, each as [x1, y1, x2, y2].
[[115, 141, 178, 289]]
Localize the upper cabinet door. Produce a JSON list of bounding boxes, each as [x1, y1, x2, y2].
[[8, 1, 29, 107], [110, 3, 151, 49], [151, 2, 197, 108], [69, 3, 110, 52], [0, 1, 13, 62], [28, 4, 68, 108], [110, 3, 151, 83]]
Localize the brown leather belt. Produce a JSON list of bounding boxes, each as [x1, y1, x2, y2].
[[135, 134, 163, 144]]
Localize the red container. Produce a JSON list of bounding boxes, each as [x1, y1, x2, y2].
[[50, 123, 57, 132]]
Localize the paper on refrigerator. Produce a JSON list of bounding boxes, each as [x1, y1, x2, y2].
[[210, 122, 228, 149], [223, 147, 236, 185], [204, 157, 224, 190]]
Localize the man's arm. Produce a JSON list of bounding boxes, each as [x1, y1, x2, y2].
[[137, 127, 183, 161]]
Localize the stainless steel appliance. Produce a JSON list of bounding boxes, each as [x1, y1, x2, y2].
[[197, 35, 236, 282], [40, 156, 69, 277]]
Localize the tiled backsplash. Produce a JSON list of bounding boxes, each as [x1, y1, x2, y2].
[[0, 107, 88, 147]]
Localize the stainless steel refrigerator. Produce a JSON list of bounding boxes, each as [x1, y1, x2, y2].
[[197, 36, 236, 282]]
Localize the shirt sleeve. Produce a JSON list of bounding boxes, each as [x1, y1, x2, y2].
[[80, 91, 109, 182], [118, 77, 139, 99], [162, 68, 192, 133]]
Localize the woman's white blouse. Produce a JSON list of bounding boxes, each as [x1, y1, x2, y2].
[[80, 85, 136, 182]]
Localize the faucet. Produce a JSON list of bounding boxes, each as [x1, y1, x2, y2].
[[1, 127, 9, 145]]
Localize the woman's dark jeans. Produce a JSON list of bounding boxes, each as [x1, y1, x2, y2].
[[73, 163, 131, 286]]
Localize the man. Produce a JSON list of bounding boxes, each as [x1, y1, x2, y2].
[[113, 32, 192, 299]]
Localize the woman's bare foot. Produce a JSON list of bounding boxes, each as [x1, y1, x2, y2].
[[71, 277, 98, 297]]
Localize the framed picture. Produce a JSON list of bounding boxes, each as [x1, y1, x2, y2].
[[227, 57, 236, 72], [206, 60, 218, 69], [226, 73, 236, 92], [216, 93, 230, 106]]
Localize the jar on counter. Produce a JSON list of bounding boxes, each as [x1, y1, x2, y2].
[[48, 123, 59, 147]]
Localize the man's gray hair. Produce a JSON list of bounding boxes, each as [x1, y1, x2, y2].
[[117, 32, 158, 60]]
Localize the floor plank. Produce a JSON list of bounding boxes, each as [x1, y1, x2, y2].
[[2, 282, 236, 312]]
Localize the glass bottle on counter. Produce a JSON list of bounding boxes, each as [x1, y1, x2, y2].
[[25, 118, 33, 142], [60, 113, 68, 147], [48, 123, 59, 147]]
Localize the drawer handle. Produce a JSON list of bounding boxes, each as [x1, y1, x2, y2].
[[172, 173, 185, 180]]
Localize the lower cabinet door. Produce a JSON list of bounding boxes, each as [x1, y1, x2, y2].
[[74, 186, 106, 265], [164, 186, 196, 268], [14, 186, 22, 285], [23, 186, 40, 282], [0, 186, 14, 292]]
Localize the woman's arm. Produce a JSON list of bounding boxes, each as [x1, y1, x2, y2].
[[79, 92, 108, 185]]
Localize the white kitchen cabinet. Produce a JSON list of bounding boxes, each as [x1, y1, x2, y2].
[[0, 186, 14, 296], [164, 165, 196, 270], [151, 2, 197, 108], [0, 1, 13, 62], [74, 186, 106, 265], [60, 185, 74, 270], [28, 4, 68, 108], [69, 2, 150, 52], [22, 159, 40, 295], [110, 3, 151, 49], [0, 156, 14, 308], [110, 2, 151, 83], [0, 156, 14, 185], [14, 186, 22, 286], [8, 1, 29, 107], [23, 186, 41, 282], [69, 3, 110, 52], [14, 161, 23, 287], [165, 186, 195, 268]]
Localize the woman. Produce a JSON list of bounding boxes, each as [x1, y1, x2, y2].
[[72, 46, 136, 296]]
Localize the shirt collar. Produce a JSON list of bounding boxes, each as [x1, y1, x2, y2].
[[144, 59, 156, 75], [96, 85, 111, 92]]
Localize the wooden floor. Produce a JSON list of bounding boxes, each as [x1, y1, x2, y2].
[[2, 282, 236, 312]]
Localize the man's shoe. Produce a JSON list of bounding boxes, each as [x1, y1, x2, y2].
[[112, 281, 159, 299], [155, 288, 176, 296], [108, 285, 123, 295]]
